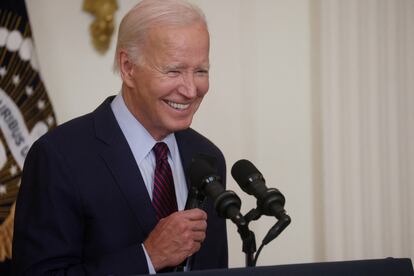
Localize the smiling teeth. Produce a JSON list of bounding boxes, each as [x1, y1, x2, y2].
[[167, 101, 190, 110]]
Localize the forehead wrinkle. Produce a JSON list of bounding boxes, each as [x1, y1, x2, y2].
[[140, 23, 209, 71]]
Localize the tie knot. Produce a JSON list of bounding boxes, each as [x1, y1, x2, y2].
[[153, 142, 169, 162]]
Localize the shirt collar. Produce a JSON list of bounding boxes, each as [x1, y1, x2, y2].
[[111, 93, 178, 164]]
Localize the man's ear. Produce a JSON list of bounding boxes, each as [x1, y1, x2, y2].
[[118, 50, 135, 87]]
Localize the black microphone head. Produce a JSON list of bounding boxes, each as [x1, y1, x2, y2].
[[189, 156, 218, 190], [232, 159, 286, 218], [231, 159, 263, 191]]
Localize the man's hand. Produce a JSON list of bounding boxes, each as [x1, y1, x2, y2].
[[144, 208, 207, 271]]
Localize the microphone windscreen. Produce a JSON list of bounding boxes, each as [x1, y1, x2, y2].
[[189, 157, 217, 188], [231, 159, 261, 185]]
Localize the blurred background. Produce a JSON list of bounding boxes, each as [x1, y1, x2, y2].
[[8, 0, 414, 269]]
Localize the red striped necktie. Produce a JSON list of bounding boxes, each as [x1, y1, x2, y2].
[[152, 142, 178, 220]]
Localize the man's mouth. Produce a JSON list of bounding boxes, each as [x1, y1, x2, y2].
[[165, 100, 190, 110]]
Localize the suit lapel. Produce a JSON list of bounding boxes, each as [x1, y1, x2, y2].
[[175, 130, 197, 190], [93, 97, 157, 236], [175, 130, 219, 190]]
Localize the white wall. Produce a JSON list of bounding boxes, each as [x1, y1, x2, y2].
[[26, 0, 315, 268], [318, 0, 414, 262]]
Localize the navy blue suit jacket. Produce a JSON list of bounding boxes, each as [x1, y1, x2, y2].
[[12, 97, 228, 275]]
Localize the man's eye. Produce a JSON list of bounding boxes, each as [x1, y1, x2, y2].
[[196, 70, 209, 75], [167, 70, 180, 76]]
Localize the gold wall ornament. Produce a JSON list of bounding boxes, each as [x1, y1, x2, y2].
[[83, 0, 118, 54]]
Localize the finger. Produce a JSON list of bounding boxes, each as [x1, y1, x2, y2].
[[189, 240, 202, 255], [180, 208, 207, 220], [190, 219, 207, 232], [191, 231, 206, 243]]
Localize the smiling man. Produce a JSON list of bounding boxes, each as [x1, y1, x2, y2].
[[119, 20, 210, 141], [12, 0, 228, 275]]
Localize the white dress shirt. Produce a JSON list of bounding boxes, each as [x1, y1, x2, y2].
[[111, 93, 188, 273]]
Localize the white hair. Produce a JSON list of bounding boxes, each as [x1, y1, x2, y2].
[[113, 0, 208, 73]]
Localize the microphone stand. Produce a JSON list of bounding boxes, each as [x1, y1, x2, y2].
[[235, 207, 291, 267], [235, 209, 261, 267]]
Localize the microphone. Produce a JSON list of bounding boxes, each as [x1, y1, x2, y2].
[[176, 156, 211, 272], [185, 177, 205, 210], [231, 159, 287, 220], [189, 157, 245, 225]]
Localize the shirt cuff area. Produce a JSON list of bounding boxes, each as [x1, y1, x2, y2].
[[142, 243, 156, 274]]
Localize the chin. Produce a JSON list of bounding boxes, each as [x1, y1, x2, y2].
[[170, 124, 191, 132], [168, 119, 193, 132]]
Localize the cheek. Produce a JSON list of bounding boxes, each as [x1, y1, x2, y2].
[[153, 78, 181, 94], [196, 78, 209, 96]]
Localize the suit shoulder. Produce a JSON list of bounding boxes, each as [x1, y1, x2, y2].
[[179, 128, 224, 157], [176, 128, 226, 180], [37, 97, 115, 148], [38, 112, 94, 145]]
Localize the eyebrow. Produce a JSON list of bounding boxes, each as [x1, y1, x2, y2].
[[164, 64, 185, 71], [163, 63, 210, 71]]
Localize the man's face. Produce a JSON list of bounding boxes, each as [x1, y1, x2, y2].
[[122, 22, 210, 140]]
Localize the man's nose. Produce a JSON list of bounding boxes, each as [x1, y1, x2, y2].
[[179, 73, 197, 98]]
